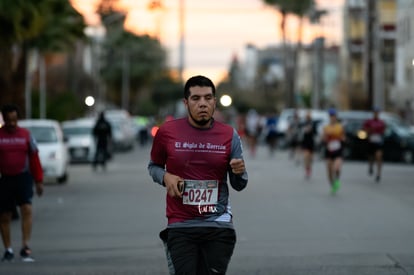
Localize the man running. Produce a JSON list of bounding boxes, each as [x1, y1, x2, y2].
[[300, 111, 317, 179], [363, 107, 386, 182], [322, 108, 345, 194], [148, 75, 248, 274], [287, 110, 301, 164]]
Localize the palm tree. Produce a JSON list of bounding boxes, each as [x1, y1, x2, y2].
[[263, 0, 314, 108], [96, 1, 167, 112], [29, 0, 85, 118], [0, 0, 85, 117], [0, 0, 44, 109]]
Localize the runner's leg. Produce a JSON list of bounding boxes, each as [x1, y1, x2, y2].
[[200, 228, 236, 275], [0, 212, 12, 249], [326, 158, 334, 185], [303, 149, 311, 178], [20, 204, 32, 248], [375, 149, 383, 181], [168, 228, 200, 274], [368, 143, 374, 176]]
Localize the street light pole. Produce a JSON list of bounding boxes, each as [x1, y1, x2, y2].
[[178, 0, 185, 83], [366, 0, 376, 110], [122, 48, 130, 110]]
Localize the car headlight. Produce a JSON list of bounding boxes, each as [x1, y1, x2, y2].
[[357, 130, 367, 140]]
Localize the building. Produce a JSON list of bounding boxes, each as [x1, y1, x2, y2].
[[342, 0, 396, 110], [392, 0, 414, 123]]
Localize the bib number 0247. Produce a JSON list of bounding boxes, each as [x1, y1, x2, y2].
[[182, 180, 218, 206]]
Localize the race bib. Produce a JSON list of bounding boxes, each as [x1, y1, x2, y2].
[[182, 180, 218, 206], [327, 140, 341, 151], [369, 134, 383, 143]]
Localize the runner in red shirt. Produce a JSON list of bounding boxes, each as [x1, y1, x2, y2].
[[363, 107, 386, 182], [148, 75, 248, 274], [0, 104, 43, 262]]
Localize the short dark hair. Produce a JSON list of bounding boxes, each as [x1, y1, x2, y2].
[[184, 75, 216, 99], [1, 104, 20, 119]]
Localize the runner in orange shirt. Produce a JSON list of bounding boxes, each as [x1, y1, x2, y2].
[[322, 108, 346, 194]]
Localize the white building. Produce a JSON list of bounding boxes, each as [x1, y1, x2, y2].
[[393, 0, 414, 121]]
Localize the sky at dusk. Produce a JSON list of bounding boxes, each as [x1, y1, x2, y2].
[[71, 0, 344, 83]]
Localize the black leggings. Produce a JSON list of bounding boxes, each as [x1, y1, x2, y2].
[[162, 227, 236, 275]]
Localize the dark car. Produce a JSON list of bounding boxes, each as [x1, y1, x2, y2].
[[338, 111, 414, 163]]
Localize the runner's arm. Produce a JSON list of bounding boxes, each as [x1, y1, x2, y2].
[[228, 129, 248, 191], [148, 161, 166, 186]]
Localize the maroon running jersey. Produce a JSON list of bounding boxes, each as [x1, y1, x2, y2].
[[151, 118, 234, 224], [0, 126, 35, 175]]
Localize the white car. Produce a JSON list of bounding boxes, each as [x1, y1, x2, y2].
[[19, 119, 69, 184], [62, 118, 96, 163]]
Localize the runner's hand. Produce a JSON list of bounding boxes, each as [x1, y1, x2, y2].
[[163, 172, 183, 198], [35, 183, 44, 197], [230, 158, 245, 175]]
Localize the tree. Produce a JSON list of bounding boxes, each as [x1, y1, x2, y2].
[[0, 0, 86, 118], [95, 1, 168, 113], [29, 0, 86, 118], [100, 31, 167, 111], [0, 0, 44, 108], [263, 0, 314, 108]]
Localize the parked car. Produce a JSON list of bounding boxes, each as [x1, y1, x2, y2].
[[62, 118, 97, 163], [335, 111, 414, 163], [19, 119, 69, 183]]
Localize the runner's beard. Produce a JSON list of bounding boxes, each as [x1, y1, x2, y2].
[[188, 108, 214, 127]]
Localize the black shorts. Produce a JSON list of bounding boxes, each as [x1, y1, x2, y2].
[[325, 149, 343, 160], [367, 142, 383, 155], [161, 227, 236, 275], [289, 139, 300, 148], [301, 140, 314, 151], [0, 172, 34, 213]]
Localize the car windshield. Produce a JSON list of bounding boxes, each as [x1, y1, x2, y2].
[[63, 127, 92, 136], [390, 122, 412, 138], [27, 126, 58, 143], [343, 119, 364, 132]]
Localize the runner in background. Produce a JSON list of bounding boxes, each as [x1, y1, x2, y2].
[[245, 109, 262, 158], [264, 113, 278, 157], [287, 110, 301, 164], [300, 111, 317, 180], [363, 107, 386, 182], [322, 108, 345, 194]]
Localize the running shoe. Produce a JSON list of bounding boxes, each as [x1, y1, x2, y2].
[[331, 179, 340, 194], [20, 246, 35, 262], [368, 166, 373, 176], [333, 179, 341, 192], [375, 175, 380, 183], [1, 250, 14, 262]]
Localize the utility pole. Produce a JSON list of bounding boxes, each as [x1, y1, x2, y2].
[[309, 7, 328, 110], [39, 55, 46, 118], [178, 0, 185, 83], [312, 37, 325, 109], [366, 0, 376, 110], [121, 48, 130, 110]]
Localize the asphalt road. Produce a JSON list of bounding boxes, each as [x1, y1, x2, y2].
[[2, 144, 414, 275]]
